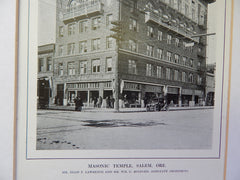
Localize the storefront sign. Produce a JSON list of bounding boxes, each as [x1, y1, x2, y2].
[[124, 82, 140, 91], [145, 85, 163, 93], [182, 89, 193, 95], [195, 90, 203, 96], [167, 87, 179, 94]]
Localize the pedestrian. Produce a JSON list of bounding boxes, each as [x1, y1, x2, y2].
[[93, 97, 97, 108], [97, 96, 103, 108], [74, 96, 79, 111], [110, 96, 115, 108], [144, 96, 148, 107], [74, 96, 83, 111], [77, 97, 83, 111], [106, 96, 110, 108]]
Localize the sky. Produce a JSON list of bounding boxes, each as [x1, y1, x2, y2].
[[38, 0, 56, 46], [38, 0, 217, 64]]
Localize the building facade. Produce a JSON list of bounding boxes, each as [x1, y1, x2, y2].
[[38, 44, 55, 108], [48, 0, 215, 108]]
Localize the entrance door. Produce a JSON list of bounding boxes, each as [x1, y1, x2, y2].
[[89, 91, 99, 105], [77, 91, 88, 103], [56, 84, 64, 105], [103, 90, 112, 99]]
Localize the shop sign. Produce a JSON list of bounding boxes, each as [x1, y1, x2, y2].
[[167, 87, 179, 94], [145, 85, 163, 93], [182, 89, 193, 95], [195, 90, 203, 96], [124, 82, 140, 91], [67, 82, 99, 89]]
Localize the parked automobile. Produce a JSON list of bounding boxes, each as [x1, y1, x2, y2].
[[146, 98, 169, 112]]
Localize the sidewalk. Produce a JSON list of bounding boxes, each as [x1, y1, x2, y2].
[[47, 105, 214, 113]]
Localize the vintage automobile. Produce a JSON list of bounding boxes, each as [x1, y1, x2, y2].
[[146, 98, 169, 112]]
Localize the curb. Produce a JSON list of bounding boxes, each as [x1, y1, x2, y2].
[[43, 106, 214, 113]]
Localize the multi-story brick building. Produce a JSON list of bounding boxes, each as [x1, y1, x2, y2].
[[51, 0, 215, 108]]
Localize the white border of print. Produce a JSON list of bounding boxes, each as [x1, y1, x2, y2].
[[17, 0, 230, 160]]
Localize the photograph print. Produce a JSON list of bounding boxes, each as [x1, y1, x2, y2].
[[36, 0, 217, 151]]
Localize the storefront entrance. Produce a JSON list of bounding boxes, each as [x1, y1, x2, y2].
[[77, 91, 88, 103], [56, 84, 64, 105], [122, 91, 139, 107]]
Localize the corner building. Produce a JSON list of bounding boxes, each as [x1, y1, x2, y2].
[[53, 0, 215, 107]]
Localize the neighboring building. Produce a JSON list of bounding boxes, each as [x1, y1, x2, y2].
[[206, 63, 216, 106], [37, 44, 55, 108], [48, 0, 215, 108]]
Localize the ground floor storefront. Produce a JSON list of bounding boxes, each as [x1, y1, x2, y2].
[[51, 80, 205, 108]]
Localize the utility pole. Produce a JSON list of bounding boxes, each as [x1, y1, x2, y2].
[[110, 10, 123, 112]]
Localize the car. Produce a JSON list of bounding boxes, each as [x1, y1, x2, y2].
[[146, 98, 169, 112]]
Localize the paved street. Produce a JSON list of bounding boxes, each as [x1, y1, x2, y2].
[[37, 109, 213, 150]]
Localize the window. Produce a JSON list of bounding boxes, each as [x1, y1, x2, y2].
[[174, 70, 179, 81], [92, 59, 100, 73], [146, 64, 153, 76], [192, 8, 196, 20], [174, 54, 180, 63], [80, 61, 87, 74], [182, 72, 186, 82], [198, 61, 201, 68], [58, 63, 63, 76], [183, 41, 187, 49], [158, 31, 163, 41], [59, 45, 63, 56], [147, 26, 154, 37], [92, 38, 100, 51], [182, 57, 187, 65], [79, 20, 88, 33], [189, 73, 193, 83], [47, 57, 52, 71], [189, 46, 193, 52], [38, 58, 44, 72], [157, 66, 162, 78], [106, 14, 113, 26], [197, 75, 202, 85], [129, 40, 137, 52], [167, 34, 172, 44], [106, 57, 112, 72], [185, 4, 189, 16], [157, 48, 163, 59], [68, 23, 75, 36], [147, 45, 154, 56], [166, 68, 171, 80], [130, 0, 138, 12], [190, 59, 193, 67], [68, 62, 75, 75], [67, 43, 75, 55], [178, 0, 182, 11], [92, 17, 101, 30], [129, 18, 137, 31], [167, 51, 172, 61], [175, 38, 179, 46], [79, 41, 87, 53], [106, 37, 113, 49], [128, 60, 137, 74], [59, 26, 64, 37]]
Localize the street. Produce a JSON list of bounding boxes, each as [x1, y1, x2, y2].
[[37, 109, 213, 150]]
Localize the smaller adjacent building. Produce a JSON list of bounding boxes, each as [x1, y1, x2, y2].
[[37, 44, 55, 108], [205, 63, 215, 106]]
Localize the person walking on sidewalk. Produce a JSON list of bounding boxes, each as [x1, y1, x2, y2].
[[74, 96, 83, 111]]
